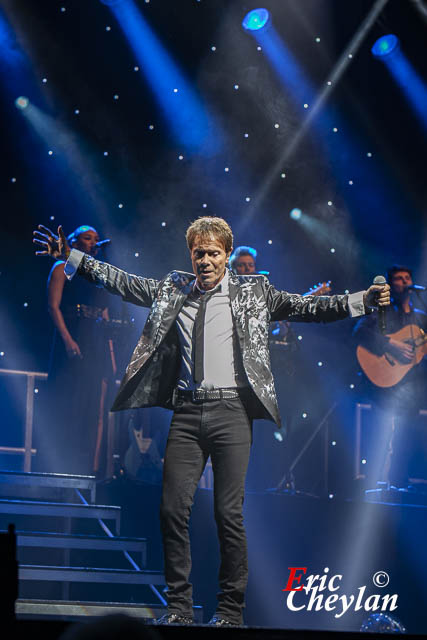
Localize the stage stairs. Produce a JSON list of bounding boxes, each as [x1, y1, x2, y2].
[[0, 470, 203, 623]]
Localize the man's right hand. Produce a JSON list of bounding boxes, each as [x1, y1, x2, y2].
[[33, 225, 71, 261], [387, 338, 415, 364]]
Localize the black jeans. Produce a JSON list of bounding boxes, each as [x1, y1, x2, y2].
[[160, 394, 253, 623]]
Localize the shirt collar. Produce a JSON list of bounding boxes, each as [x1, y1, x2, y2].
[[193, 269, 229, 295]]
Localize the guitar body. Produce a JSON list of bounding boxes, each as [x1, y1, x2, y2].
[[357, 324, 427, 388]]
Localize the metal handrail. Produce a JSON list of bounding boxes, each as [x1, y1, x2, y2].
[[0, 368, 48, 471]]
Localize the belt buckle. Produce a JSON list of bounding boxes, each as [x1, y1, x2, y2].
[[192, 389, 204, 403]]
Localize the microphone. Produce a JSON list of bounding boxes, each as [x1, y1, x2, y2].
[[95, 239, 111, 248], [408, 284, 426, 291], [373, 275, 387, 335]]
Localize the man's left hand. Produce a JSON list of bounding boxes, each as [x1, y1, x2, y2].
[[363, 283, 391, 309]]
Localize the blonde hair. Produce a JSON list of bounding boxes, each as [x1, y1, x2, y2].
[[186, 216, 233, 253]]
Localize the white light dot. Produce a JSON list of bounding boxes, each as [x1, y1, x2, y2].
[[161, 221, 166, 227], [350, 383, 355, 389], [234, 84, 239, 90], [134, 252, 139, 257], [281, 173, 286, 178], [333, 127, 338, 132], [105, 26, 111, 31], [317, 361, 323, 367], [329, 493, 334, 499], [118, 203, 123, 208], [11, 177, 16, 183], [103, 151, 109, 156], [361, 459, 367, 465], [348, 53, 353, 58], [348, 180, 353, 185], [330, 248, 336, 253], [42, 78, 47, 84], [145, 0, 150, 3], [257, 46, 262, 51], [274, 123, 280, 129], [202, 203, 207, 208], [344, 289, 349, 294], [315, 37, 321, 43], [303, 103, 309, 109], [113, 94, 119, 100], [224, 167, 229, 172], [173, 88, 178, 93], [50, 216, 55, 221], [23, 302, 29, 308], [245, 197, 251, 202], [74, 109, 80, 115], [268, 239, 273, 245], [48, 150, 53, 156], [178, 154, 184, 160], [331, 441, 337, 446], [302, 412, 308, 419], [0, 352, 4, 356], [298, 335, 303, 341], [327, 81, 332, 86], [34, 388, 39, 394], [148, 124, 154, 130], [134, 66, 139, 71], [60, 7, 66, 12], [211, 46, 216, 51], [367, 152, 372, 157], [328, 200, 333, 206], [244, 133, 249, 138]]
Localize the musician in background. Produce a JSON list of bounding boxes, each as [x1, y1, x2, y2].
[[228, 245, 257, 275], [353, 265, 427, 488], [40, 225, 112, 476]]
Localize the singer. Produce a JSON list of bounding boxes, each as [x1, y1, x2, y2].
[[33, 217, 389, 626], [41, 224, 113, 476], [353, 264, 427, 487]]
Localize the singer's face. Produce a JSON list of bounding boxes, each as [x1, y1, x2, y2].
[[390, 270, 412, 296], [75, 229, 100, 256], [190, 235, 230, 291]]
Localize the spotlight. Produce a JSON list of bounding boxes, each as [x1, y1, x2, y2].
[[290, 207, 302, 220], [242, 8, 270, 31], [371, 34, 399, 58], [15, 96, 29, 110]]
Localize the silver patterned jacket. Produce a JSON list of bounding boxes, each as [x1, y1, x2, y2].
[[76, 254, 355, 427]]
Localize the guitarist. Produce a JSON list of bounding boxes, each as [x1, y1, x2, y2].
[[353, 265, 427, 487]]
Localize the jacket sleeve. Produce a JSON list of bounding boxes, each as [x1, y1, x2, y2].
[[64, 249, 159, 308], [263, 278, 366, 323]]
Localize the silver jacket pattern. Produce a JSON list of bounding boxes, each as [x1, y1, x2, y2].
[[77, 254, 354, 427]]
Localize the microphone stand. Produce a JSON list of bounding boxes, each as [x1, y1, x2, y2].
[[271, 402, 338, 498], [412, 289, 427, 313]]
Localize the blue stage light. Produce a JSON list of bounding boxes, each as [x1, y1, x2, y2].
[[290, 208, 302, 221], [15, 96, 29, 110], [371, 34, 399, 58], [242, 8, 270, 32]]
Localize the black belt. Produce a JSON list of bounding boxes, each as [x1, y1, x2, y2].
[[176, 387, 241, 402]]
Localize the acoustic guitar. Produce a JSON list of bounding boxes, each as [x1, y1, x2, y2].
[[356, 324, 427, 388]]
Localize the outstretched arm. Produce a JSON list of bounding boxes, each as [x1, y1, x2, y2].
[[33, 225, 159, 308], [264, 279, 390, 323]]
